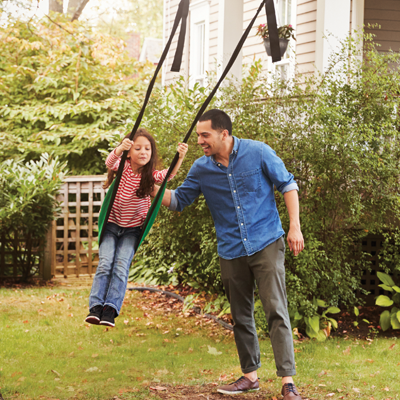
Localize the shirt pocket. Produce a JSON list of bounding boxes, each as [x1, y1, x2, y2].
[[240, 168, 261, 194]]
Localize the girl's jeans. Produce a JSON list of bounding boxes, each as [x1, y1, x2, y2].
[[89, 222, 141, 315]]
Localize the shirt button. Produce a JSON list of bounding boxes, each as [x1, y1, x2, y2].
[[234, 190, 236, 193], [241, 223, 243, 226], [218, 163, 220, 166], [229, 174, 231, 176], [237, 206, 240, 209], [244, 238, 247, 241]]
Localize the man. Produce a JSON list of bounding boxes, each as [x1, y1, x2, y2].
[[160, 109, 304, 399]]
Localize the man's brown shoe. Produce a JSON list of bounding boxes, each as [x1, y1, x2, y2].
[[281, 383, 302, 399], [217, 376, 259, 395]]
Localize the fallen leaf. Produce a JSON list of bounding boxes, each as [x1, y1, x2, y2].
[[51, 370, 61, 377], [17, 377, 26, 382], [92, 354, 98, 358], [383, 387, 389, 391], [388, 343, 396, 350], [85, 367, 100, 372], [23, 320, 29, 324], [343, 346, 351, 355], [318, 370, 327, 377], [124, 319, 129, 325], [207, 346, 222, 356], [11, 372, 22, 377], [327, 394, 335, 397], [353, 388, 360, 393], [150, 386, 167, 391]]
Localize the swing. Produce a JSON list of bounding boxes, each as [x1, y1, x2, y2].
[[98, 0, 281, 250]]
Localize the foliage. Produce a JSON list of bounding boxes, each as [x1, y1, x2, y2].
[[290, 299, 341, 342], [256, 23, 296, 40], [131, 31, 400, 337], [81, 0, 164, 43], [0, 154, 66, 280], [0, 16, 155, 174], [375, 272, 400, 331]]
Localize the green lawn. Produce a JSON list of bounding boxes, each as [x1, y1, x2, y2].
[[0, 286, 399, 400]]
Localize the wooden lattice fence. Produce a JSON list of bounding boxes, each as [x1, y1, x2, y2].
[[50, 175, 107, 279]]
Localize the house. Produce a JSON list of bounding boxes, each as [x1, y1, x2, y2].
[[162, 0, 400, 87]]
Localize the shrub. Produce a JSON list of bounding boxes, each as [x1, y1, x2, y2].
[[0, 154, 66, 280], [0, 16, 154, 175], [132, 31, 400, 326]]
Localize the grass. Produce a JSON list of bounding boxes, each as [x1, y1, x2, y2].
[[0, 285, 399, 400]]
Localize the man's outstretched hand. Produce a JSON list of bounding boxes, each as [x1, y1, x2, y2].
[[287, 226, 304, 256]]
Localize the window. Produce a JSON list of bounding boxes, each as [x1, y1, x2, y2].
[[269, 0, 296, 82], [189, 1, 210, 88]]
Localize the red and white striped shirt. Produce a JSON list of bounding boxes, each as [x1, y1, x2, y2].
[[106, 150, 175, 228]]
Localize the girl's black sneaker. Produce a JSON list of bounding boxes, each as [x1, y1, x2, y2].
[[100, 306, 117, 327], [85, 305, 103, 325]]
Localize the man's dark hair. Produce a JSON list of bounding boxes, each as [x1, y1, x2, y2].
[[198, 109, 232, 136]]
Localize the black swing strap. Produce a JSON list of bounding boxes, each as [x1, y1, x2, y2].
[[266, 0, 281, 63]]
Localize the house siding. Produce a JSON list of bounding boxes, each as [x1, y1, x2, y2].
[[242, 0, 269, 70], [163, 0, 185, 86], [364, 0, 400, 53], [296, 0, 317, 76], [163, 0, 220, 86]]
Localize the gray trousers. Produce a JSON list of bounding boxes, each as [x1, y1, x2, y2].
[[220, 236, 296, 377]]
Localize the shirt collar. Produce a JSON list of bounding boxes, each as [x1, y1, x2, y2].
[[210, 136, 240, 164]]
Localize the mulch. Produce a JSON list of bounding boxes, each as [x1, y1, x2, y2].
[[147, 383, 306, 400]]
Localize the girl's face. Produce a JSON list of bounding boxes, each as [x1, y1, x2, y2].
[[129, 136, 152, 172]]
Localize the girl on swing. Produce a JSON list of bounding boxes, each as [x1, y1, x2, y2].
[[85, 129, 188, 327]]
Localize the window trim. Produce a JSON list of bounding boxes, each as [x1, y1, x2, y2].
[[189, 0, 210, 88]]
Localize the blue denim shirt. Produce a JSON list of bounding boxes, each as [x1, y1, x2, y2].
[[169, 137, 298, 260]]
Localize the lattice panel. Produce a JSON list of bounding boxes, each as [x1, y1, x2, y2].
[[360, 235, 389, 305], [51, 176, 107, 278]]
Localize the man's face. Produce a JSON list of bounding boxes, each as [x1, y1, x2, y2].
[[196, 120, 225, 157]]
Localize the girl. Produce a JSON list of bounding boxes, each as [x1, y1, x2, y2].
[[85, 129, 188, 327]]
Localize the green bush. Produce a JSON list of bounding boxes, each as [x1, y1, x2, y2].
[[0, 16, 155, 174], [132, 31, 400, 325], [0, 154, 66, 280]]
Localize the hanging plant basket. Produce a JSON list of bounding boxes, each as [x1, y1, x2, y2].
[[263, 38, 289, 58]]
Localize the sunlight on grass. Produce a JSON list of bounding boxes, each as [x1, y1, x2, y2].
[[0, 287, 399, 400]]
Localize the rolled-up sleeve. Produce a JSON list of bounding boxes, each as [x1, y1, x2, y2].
[[168, 163, 202, 212], [261, 144, 298, 194]]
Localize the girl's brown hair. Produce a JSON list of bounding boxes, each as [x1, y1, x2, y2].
[[103, 129, 159, 198]]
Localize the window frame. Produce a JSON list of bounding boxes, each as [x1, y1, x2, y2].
[[189, 0, 210, 88]]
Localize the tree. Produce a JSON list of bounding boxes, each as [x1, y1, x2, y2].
[[0, 16, 157, 174]]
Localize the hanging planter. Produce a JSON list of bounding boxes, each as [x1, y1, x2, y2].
[[263, 38, 289, 57], [256, 23, 296, 58]]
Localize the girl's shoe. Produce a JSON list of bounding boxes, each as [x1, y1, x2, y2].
[[85, 305, 103, 325], [100, 306, 117, 327]]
